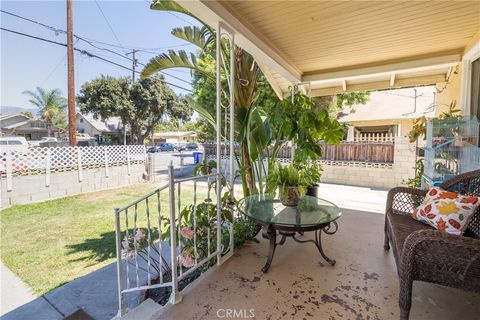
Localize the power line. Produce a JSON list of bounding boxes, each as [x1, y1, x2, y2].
[[0, 9, 196, 52], [1, 27, 193, 93], [40, 53, 67, 87], [1, 10, 194, 85], [93, 0, 125, 51], [0, 9, 64, 34]]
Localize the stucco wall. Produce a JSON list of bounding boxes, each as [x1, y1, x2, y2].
[[435, 65, 462, 115], [1, 163, 145, 207]]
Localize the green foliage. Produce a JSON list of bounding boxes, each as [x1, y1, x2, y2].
[[181, 119, 213, 142], [267, 162, 307, 193], [77, 75, 191, 144], [142, 1, 280, 197], [269, 91, 344, 164], [23, 87, 67, 131], [404, 158, 424, 188], [297, 162, 323, 186], [332, 92, 370, 117], [232, 218, 259, 248], [408, 101, 461, 143], [309, 92, 370, 119], [408, 116, 428, 143], [161, 160, 258, 270]]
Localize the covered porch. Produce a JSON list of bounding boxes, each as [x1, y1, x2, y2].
[[117, 1, 480, 319], [153, 208, 478, 320]]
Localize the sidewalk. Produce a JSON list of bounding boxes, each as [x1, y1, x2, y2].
[[0, 261, 36, 316]]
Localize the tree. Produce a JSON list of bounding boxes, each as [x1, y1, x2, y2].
[[77, 75, 191, 144], [181, 119, 212, 142], [22, 87, 67, 134]]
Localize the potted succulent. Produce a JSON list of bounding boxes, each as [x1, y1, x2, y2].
[[301, 163, 323, 198], [267, 162, 307, 207]]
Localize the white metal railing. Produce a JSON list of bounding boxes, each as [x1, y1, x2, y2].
[[115, 163, 233, 317], [1, 145, 146, 191], [353, 132, 395, 142]]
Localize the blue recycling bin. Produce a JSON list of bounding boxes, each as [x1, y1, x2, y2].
[[193, 152, 202, 164]]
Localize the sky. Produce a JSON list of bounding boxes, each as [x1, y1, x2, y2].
[[0, 0, 200, 111]]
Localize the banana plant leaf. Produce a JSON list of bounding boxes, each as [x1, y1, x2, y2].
[[150, 0, 211, 31], [141, 50, 212, 79], [172, 26, 215, 52]]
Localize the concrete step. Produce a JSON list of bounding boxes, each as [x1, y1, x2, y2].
[[120, 299, 162, 320]]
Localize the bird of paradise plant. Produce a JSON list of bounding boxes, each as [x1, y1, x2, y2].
[[141, 0, 270, 197]]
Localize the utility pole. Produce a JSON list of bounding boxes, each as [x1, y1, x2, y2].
[[67, 0, 77, 146], [126, 49, 138, 82], [124, 49, 138, 145]]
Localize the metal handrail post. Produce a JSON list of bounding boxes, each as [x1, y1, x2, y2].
[[114, 208, 126, 317], [228, 31, 235, 256], [168, 162, 182, 304]]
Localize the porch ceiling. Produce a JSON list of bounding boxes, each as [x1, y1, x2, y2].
[[177, 0, 480, 97]]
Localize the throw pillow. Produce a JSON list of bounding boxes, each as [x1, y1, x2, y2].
[[411, 187, 480, 235]]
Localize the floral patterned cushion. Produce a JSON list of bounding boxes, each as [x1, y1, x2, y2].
[[412, 187, 480, 235]]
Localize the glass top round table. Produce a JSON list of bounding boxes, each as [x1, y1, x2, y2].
[[237, 194, 341, 272], [237, 194, 341, 230]]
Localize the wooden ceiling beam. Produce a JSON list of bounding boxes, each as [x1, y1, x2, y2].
[[310, 74, 446, 97]]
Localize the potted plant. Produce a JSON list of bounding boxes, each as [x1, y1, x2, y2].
[[267, 162, 307, 207], [301, 163, 323, 198]]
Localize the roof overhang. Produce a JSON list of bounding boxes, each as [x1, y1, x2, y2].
[[177, 0, 479, 98]]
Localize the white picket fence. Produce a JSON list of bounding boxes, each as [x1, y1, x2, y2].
[[1, 145, 146, 191]]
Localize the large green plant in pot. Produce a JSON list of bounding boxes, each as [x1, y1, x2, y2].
[[267, 162, 307, 206]]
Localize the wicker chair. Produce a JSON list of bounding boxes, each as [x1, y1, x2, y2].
[[383, 169, 480, 320]]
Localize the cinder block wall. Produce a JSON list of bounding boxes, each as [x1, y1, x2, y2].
[[1, 164, 145, 207], [320, 137, 417, 189]]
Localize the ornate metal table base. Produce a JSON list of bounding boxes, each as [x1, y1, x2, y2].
[[261, 221, 338, 272]]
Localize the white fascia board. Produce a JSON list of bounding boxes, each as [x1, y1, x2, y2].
[[176, 0, 301, 84], [303, 54, 460, 84], [257, 62, 284, 99]]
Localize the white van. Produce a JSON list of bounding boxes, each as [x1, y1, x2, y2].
[[0, 137, 29, 154]]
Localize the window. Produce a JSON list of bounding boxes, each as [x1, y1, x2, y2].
[[30, 121, 46, 128], [80, 118, 84, 123]]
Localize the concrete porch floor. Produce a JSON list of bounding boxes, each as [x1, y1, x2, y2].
[[154, 208, 480, 320]]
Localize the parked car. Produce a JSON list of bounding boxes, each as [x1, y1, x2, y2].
[[29, 137, 59, 148], [147, 146, 158, 153], [174, 143, 186, 152], [185, 142, 199, 151], [158, 143, 175, 152], [0, 137, 29, 154]]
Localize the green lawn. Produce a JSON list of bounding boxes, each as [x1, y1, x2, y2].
[[0, 182, 206, 295]]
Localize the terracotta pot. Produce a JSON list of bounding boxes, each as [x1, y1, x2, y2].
[[280, 186, 302, 207]]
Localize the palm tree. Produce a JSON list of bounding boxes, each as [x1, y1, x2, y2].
[[23, 87, 67, 135], [141, 0, 269, 196]]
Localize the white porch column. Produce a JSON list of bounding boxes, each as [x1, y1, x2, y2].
[[346, 126, 355, 142], [215, 21, 222, 265]]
